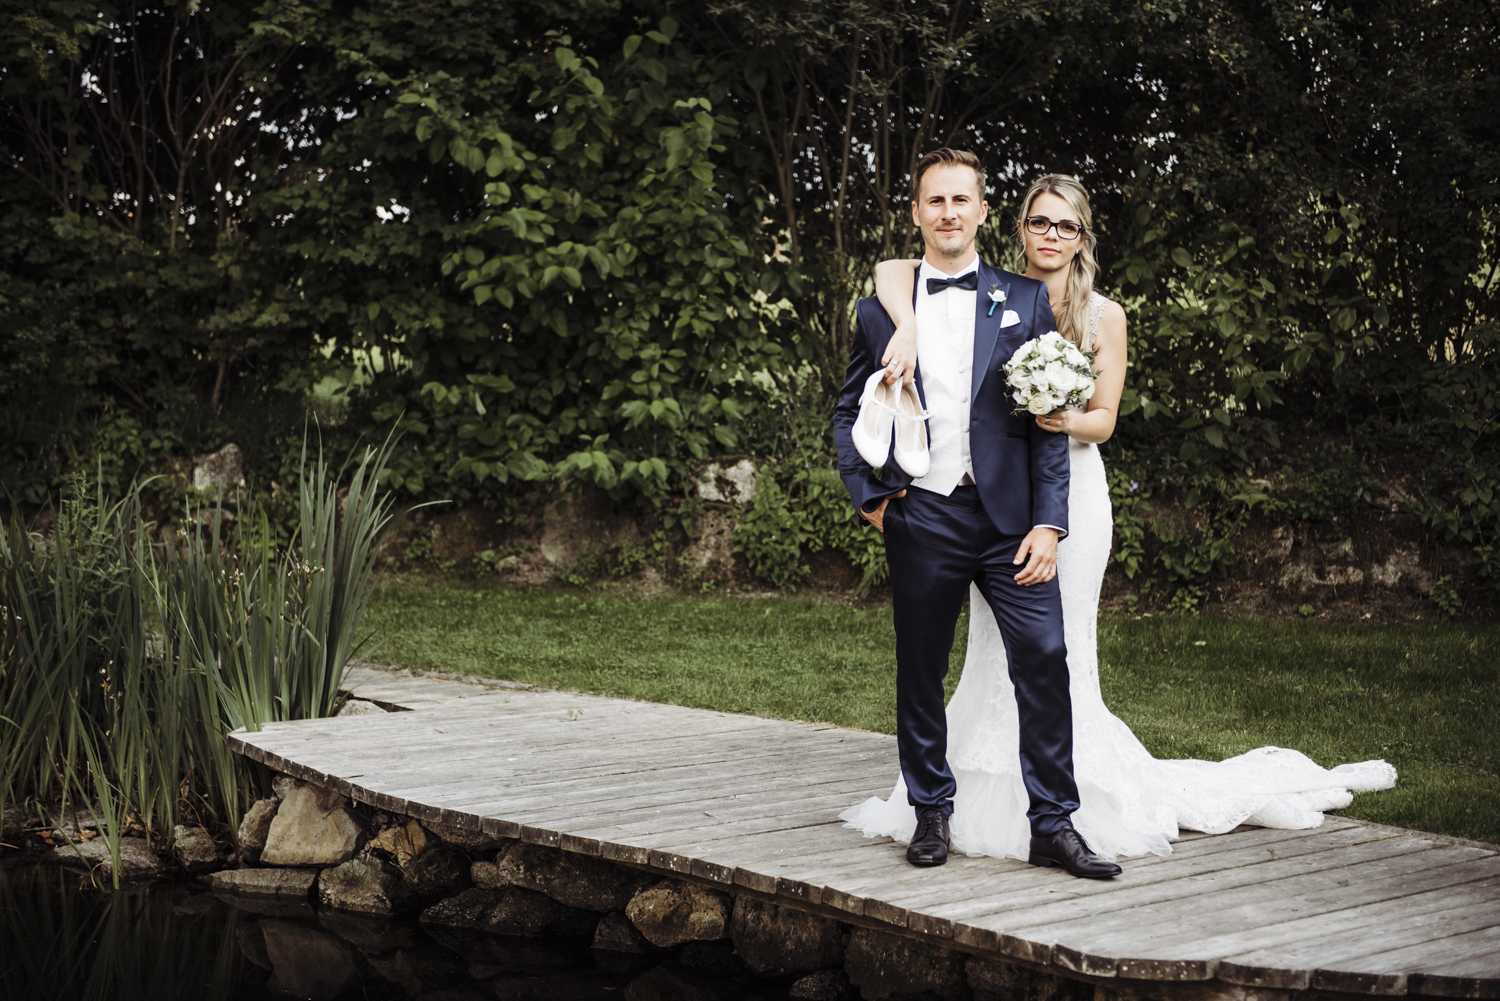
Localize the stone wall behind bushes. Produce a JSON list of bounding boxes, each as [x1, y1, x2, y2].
[[389, 462, 1467, 622]]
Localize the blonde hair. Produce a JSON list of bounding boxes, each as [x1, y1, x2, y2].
[[1013, 174, 1098, 345]]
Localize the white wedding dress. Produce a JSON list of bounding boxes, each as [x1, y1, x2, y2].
[[841, 293, 1396, 860]]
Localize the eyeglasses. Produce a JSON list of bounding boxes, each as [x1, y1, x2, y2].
[[1024, 215, 1086, 241]]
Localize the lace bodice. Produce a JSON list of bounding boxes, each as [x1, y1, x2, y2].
[[1084, 291, 1106, 352]]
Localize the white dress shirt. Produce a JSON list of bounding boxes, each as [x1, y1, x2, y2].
[[910, 256, 979, 496]]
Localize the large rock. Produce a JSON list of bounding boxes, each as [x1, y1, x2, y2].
[[237, 798, 279, 861], [317, 857, 411, 916], [172, 824, 224, 875], [261, 918, 356, 999], [624, 879, 732, 948], [471, 859, 511, 889], [50, 836, 169, 881], [730, 896, 848, 976], [485, 886, 598, 938], [695, 458, 758, 505], [677, 508, 736, 579], [420, 888, 504, 931], [844, 928, 968, 1000], [260, 782, 364, 866], [369, 819, 428, 865], [369, 819, 469, 901], [192, 443, 247, 505], [419, 887, 597, 938], [967, 956, 1092, 1001], [402, 845, 470, 902], [209, 867, 319, 898], [424, 821, 512, 854], [536, 489, 645, 570], [496, 842, 652, 912], [790, 969, 859, 1001], [593, 912, 649, 954], [335, 698, 388, 717]]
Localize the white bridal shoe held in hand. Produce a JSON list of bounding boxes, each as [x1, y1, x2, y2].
[[853, 370, 932, 476], [853, 369, 900, 468], [892, 380, 931, 478]]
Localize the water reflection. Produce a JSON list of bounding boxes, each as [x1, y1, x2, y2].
[[0, 864, 787, 1000]]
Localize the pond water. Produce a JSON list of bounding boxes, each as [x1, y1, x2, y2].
[[0, 862, 791, 1001]]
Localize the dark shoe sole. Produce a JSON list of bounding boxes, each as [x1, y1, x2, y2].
[[1027, 852, 1119, 879], [907, 852, 948, 867]]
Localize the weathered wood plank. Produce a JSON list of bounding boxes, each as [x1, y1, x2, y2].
[[1010, 835, 1453, 944], [1214, 873, 1500, 990], [913, 821, 1385, 949], [1308, 922, 1500, 994]]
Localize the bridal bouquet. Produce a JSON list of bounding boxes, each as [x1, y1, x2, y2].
[[1002, 332, 1099, 415]]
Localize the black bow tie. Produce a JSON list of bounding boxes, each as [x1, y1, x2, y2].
[[925, 272, 979, 295]]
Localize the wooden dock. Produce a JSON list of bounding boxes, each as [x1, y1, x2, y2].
[[227, 666, 1500, 999]]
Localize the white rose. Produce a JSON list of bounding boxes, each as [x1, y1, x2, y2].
[[1038, 338, 1064, 362], [1042, 360, 1071, 392], [1026, 394, 1052, 415], [1080, 380, 1097, 401]]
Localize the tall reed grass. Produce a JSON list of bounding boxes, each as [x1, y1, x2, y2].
[[0, 440, 399, 886]]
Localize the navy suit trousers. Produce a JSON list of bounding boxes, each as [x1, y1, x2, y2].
[[884, 484, 1080, 837]]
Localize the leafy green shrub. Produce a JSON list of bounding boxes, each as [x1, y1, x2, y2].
[[611, 539, 649, 577], [1255, 443, 1385, 526], [1428, 576, 1463, 618], [733, 472, 807, 590], [1107, 467, 1148, 579]]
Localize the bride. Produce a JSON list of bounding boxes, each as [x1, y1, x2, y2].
[[840, 174, 1396, 861]]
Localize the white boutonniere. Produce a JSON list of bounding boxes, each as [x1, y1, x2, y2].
[[987, 284, 1007, 317]]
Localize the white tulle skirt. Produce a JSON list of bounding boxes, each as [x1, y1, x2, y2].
[[840, 440, 1396, 860]]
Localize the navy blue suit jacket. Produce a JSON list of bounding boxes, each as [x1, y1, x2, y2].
[[831, 259, 1070, 538]]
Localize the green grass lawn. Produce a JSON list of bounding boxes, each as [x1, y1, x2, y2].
[[363, 581, 1500, 844]]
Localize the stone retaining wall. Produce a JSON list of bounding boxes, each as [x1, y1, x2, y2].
[[207, 773, 1100, 1001]]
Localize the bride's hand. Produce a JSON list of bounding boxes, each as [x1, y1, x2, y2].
[[881, 319, 918, 385], [1036, 409, 1072, 434]]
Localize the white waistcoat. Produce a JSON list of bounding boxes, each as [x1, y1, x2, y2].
[[910, 257, 978, 496]]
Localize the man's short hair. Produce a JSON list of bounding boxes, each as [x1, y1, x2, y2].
[[912, 148, 987, 202]]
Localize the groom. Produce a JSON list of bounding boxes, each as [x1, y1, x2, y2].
[[832, 149, 1119, 879]]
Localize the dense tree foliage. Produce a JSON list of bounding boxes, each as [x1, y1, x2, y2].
[[2, 0, 1496, 603]]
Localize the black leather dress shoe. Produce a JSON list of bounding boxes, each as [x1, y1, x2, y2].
[[1028, 826, 1121, 878], [906, 809, 951, 867]]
